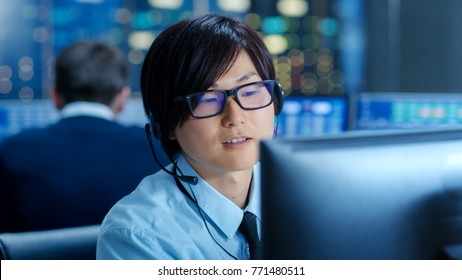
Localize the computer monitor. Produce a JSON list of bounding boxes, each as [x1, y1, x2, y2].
[[276, 95, 350, 137], [0, 98, 148, 143], [261, 127, 462, 259], [356, 91, 462, 130]]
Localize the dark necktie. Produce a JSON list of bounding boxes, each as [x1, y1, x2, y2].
[[239, 211, 263, 260]]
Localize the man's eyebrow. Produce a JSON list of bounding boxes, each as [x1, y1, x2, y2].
[[211, 73, 257, 88], [236, 73, 257, 83]]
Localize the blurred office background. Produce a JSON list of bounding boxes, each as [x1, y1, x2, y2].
[[2, 0, 462, 141]]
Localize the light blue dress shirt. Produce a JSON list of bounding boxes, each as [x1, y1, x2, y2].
[[96, 155, 262, 260]]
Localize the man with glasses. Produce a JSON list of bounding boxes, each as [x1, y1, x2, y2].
[[97, 14, 284, 260]]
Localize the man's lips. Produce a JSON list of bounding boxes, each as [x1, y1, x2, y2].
[[223, 137, 250, 144]]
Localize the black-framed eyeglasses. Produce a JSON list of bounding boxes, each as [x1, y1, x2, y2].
[[174, 80, 276, 119]]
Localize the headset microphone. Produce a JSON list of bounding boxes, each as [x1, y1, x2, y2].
[[144, 124, 198, 185]]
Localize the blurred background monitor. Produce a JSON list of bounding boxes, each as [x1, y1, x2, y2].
[[356, 92, 462, 130], [0, 98, 147, 143], [261, 127, 462, 259], [276, 95, 350, 137], [0, 0, 361, 141], [6, 1, 462, 140]]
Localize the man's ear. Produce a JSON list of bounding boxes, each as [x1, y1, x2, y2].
[[112, 86, 131, 115], [51, 87, 65, 110]]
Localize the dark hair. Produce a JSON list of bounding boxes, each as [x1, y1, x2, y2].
[[141, 14, 276, 158], [55, 40, 128, 105]]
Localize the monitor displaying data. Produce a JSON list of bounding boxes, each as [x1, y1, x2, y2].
[[276, 95, 350, 137], [356, 92, 462, 130]]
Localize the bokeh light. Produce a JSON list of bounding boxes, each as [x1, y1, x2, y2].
[[148, 0, 183, 10], [264, 35, 288, 55], [218, 0, 250, 12], [277, 0, 309, 17], [128, 31, 155, 50]]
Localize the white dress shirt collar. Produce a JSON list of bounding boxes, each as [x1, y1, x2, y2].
[[60, 101, 114, 121]]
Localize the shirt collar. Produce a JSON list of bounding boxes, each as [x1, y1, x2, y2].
[[244, 162, 261, 218], [176, 155, 261, 239], [60, 101, 114, 120]]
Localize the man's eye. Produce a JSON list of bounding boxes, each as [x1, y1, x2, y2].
[[241, 90, 258, 97], [199, 97, 219, 104]]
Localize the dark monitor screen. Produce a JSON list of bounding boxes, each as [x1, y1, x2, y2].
[[356, 92, 462, 130], [261, 127, 462, 259], [276, 95, 350, 137]]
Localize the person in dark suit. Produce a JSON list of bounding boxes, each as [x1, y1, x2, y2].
[[0, 40, 168, 233]]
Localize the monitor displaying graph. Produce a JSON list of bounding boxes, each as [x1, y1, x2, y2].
[[356, 92, 462, 130]]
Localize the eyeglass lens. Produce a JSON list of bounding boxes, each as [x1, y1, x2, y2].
[[190, 82, 273, 118]]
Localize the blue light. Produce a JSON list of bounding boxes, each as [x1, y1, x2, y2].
[[317, 17, 338, 37], [261, 16, 287, 35]]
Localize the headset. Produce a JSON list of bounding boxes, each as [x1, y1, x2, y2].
[[272, 81, 285, 116], [143, 80, 284, 259]]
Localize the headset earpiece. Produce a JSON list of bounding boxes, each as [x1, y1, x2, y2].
[[274, 82, 284, 115]]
